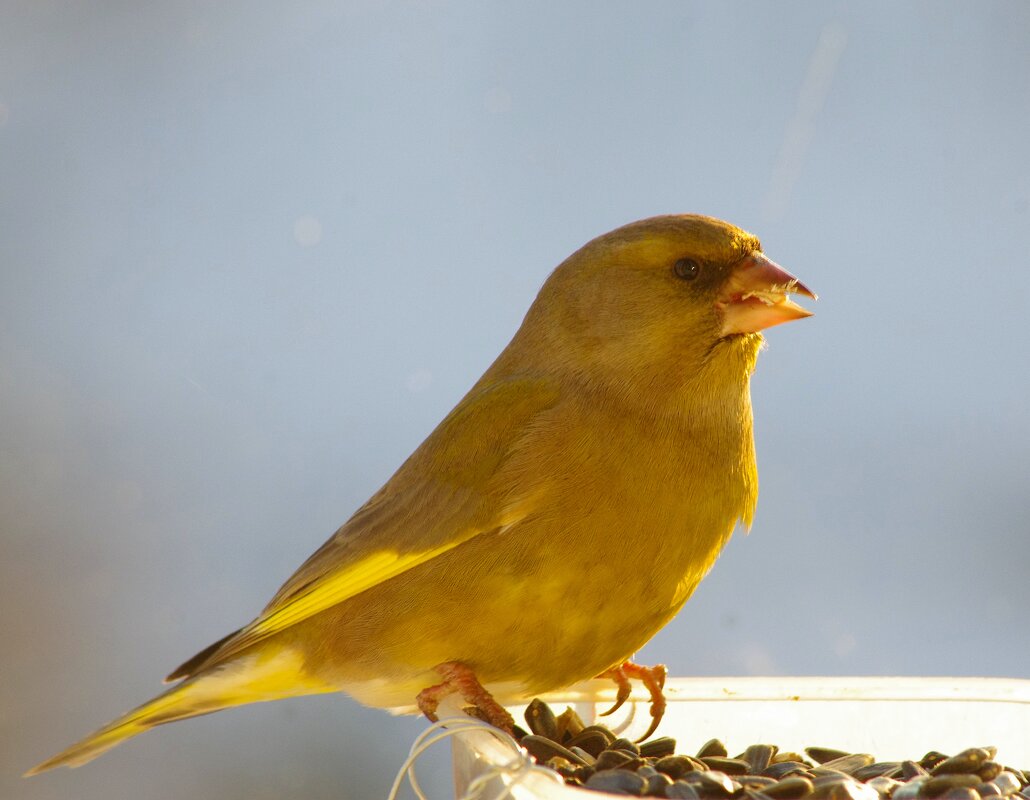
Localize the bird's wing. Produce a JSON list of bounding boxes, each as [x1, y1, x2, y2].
[[166, 376, 561, 681]]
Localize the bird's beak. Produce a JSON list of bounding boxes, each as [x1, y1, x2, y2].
[[717, 252, 817, 336]]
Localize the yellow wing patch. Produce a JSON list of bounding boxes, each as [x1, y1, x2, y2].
[[233, 538, 475, 652]]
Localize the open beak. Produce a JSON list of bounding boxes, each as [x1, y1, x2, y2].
[[717, 252, 817, 336]]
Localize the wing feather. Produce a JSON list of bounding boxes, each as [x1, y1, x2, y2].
[[167, 376, 560, 680]]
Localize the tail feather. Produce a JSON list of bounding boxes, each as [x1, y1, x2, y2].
[[25, 646, 335, 776], [164, 627, 242, 683], [25, 679, 212, 775]]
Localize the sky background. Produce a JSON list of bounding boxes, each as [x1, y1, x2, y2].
[[2, 2, 1029, 799]]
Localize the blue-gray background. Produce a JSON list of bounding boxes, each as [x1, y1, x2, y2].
[[2, 2, 1028, 799]]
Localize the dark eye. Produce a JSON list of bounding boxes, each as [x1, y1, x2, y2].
[[673, 258, 701, 281]]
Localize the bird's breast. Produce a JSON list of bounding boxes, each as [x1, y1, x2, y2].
[[503, 394, 757, 612]]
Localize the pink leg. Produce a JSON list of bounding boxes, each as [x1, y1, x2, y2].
[[416, 661, 515, 735], [596, 660, 668, 741]]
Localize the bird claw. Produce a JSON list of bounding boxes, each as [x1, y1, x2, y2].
[[595, 661, 668, 740], [597, 665, 633, 716], [416, 660, 516, 735]]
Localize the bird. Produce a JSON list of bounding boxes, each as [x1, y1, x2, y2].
[[27, 214, 814, 775]]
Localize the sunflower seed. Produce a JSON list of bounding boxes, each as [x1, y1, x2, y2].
[[521, 734, 589, 766], [922, 776, 982, 797], [820, 754, 876, 776], [934, 750, 997, 776], [639, 737, 678, 759], [701, 757, 752, 775], [698, 739, 730, 758], [568, 730, 612, 758], [655, 756, 695, 780], [667, 782, 703, 800], [807, 749, 854, 765], [525, 697, 558, 739], [596, 749, 638, 771], [762, 776, 815, 799], [744, 745, 781, 774], [585, 768, 646, 795]]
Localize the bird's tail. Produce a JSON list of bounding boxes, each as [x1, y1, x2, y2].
[[25, 645, 335, 776]]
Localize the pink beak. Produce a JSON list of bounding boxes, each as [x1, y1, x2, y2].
[[717, 252, 817, 336]]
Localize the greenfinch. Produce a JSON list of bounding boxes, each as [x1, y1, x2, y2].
[[27, 214, 814, 775]]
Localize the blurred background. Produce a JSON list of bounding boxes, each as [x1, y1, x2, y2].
[[2, 2, 1028, 798]]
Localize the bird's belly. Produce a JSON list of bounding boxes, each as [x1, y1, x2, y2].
[[287, 494, 740, 709]]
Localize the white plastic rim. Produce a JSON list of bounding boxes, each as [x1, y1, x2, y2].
[[449, 676, 1030, 800]]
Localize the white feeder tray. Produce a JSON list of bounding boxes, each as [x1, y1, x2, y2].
[[444, 676, 1030, 799]]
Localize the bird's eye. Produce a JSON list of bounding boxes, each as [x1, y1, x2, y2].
[[673, 258, 701, 281]]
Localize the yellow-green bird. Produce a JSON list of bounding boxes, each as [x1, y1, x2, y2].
[[27, 214, 814, 775]]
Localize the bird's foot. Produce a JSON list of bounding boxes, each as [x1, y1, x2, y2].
[[416, 660, 515, 735], [596, 660, 668, 741]]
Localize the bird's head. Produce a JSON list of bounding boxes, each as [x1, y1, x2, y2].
[[508, 214, 816, 401]]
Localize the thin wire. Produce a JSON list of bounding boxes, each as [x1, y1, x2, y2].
[[462, 752, 561, 800], [386, 719, 485, 800], [385, 714, 562, 800]]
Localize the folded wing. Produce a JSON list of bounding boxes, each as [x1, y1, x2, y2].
[[166, 376, 562, 682]]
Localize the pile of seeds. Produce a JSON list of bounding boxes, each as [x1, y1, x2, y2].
[[515, 699, 1030, 799]]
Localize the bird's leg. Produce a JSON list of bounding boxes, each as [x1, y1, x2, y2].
[[416, 660, 515, 735], [596, 660, 668, 742], [597, 664, 633, 717]]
